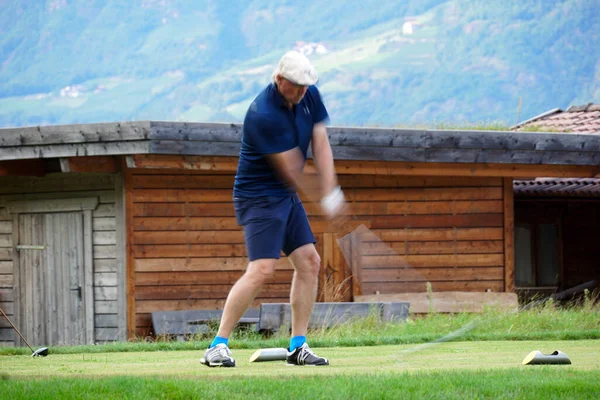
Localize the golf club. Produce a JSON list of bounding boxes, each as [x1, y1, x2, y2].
[[0, 306, 48, 357]]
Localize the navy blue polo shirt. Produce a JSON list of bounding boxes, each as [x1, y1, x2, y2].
[[233, 83, 329, 197]]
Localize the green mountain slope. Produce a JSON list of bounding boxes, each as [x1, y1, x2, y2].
[[0, 0, 598, 128]]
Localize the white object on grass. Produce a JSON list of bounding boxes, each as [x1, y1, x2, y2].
[[522, 350, 571, 365], [249, 347, 288, 362]]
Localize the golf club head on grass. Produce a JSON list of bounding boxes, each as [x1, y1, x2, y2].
[[32, 347, 49, 357]]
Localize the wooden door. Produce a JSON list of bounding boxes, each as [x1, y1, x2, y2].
[[17, 212, 87, 346]]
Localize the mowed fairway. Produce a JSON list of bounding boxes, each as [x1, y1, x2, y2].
[[2, 340, 599, 378], [1, 340, 599, 399]]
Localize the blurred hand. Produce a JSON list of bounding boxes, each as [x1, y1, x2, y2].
[[321, 186, 345, 219]]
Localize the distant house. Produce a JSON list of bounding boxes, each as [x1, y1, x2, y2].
[[1, 122, 600, 347], [402, 17, 420, 35], [511, 104, 600, 299], [511, 103, 600, 134]]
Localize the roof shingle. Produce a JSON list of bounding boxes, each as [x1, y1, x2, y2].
[[512, 103, 600, 134], [514, 178, 600, 197]]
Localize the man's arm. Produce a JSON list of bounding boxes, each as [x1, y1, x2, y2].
[[266, 147, 307, 194], [265, 122, 345, 219], [311, 122, 345, 218], [311, 122, 338, 197]]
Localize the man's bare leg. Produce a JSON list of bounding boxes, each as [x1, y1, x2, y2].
[[216, 258, 277, 338], [288, 243, 321, 337], [285, 243, 329, 365]]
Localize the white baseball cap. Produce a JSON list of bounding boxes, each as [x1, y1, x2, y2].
[[272, 50, 318, 86]]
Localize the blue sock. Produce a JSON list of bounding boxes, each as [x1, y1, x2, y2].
[[210, 336, 228, 348], [289, 336, 306, 351]]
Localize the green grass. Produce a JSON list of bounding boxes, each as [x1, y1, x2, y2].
[[1, 370, 599, 400], [1, 298, 598, 356], [516, 125, 571, 133], [411, 121, 511, 131], [1, 300, 598, 398], [1, 340, 599, 399]]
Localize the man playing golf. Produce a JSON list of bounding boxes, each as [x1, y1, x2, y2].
[[201, 50, 345, 367]]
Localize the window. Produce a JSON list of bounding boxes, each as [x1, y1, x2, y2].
[[514, 222, 560, 287]]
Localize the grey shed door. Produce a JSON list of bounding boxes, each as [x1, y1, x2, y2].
[[17, 212, 87, 346]]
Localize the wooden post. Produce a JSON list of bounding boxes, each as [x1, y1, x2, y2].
[[322, 233, 334, 301], [350, 229, 363, 298], [503, 178, 515, 292], [123, 158, 136, 339], [83, 210, 94, 344], [114, 172, 128, 341], [315, 234, 325, 302], [11, 214, 20, 346], [333, 233, 352, 302]]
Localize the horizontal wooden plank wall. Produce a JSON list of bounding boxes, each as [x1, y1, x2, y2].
[[129, 169, 303, 337], [127, 158, 509, 338], [338, 174, 505, 296], [0, 173, 120, 346]]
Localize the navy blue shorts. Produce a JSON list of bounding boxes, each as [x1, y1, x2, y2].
[[234, 194, 316, 261]]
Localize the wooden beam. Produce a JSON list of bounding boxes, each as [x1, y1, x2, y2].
[[0, 175, 115, 195], [148, 138, 600, 166], [327, 160, 600, 178], [11, 213, 20, 345], [0, 159, 46, 176], [123, 159, 136, 340], [325, 126, 600, 154], [322, 233, 335, 301], [129, 155, 599, 178], [83, 210, 94, 344], [144, 123, 600, 165], [0, 141, 149, 161], [3, 122, 600, 169], [362, 279, 505, 294], [150, 140, 242, 157], [135, 270, 293, 286], [4, 122, 599, 155], [0, 122, 150, 147], [368, 214, 503, 229], [361, 254, 504, 268], [131, 154, 238, 171], [134, 257, 289, 272], [293, 159, 591, 177], [326, 146, 600, 165], [355, 292, 518, 313], [334, 233, 353, 302], [149, 121, 242, 142], [62, 156, 120, 173], [5, 198, 99, 213], [114, 173, 128, 341], [503, 178, 515, 292], [350, 230, 363, 298]]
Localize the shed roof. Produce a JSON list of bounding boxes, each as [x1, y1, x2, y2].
[[2, 121, 600, 169], [511, 103, 600, 134], [513, 178, 600, 198]]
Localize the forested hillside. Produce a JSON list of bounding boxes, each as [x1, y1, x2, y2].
[[1, 0, 598, 128]]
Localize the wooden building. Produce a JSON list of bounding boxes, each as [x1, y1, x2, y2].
[[513, 178, 600, 299], [1, 121, 599, 346], [510, 102, 600, 299]]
